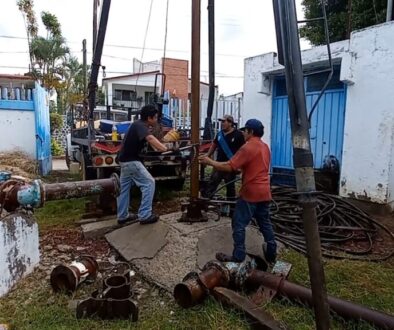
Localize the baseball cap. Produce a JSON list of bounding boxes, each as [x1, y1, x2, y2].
[[218, 114, 235, 123], [240, 119, 264, 132]]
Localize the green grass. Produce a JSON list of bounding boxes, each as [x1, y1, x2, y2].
[[2, 171, 393, 329], [34, 198, 86, 230], [263, 249, 394, 330], [1, 248, 392, 329]]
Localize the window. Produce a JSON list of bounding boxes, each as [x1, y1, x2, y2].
[[274, 67, 344, 97], [114, 89, 136, 101], [274, 78, 287, 97], [145, 91, 154, 104], [306, 69, 343, 93]]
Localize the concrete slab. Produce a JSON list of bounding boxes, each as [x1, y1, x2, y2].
[[81, 219, 119, 239], [105, 212, 284, 292], [76, 215, 116, 225], [105, 221, 169, 260], [197, 225, 266, 269]]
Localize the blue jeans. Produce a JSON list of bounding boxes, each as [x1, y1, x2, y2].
[[117, 161, 155, 221], [232, 198, 277, 262]]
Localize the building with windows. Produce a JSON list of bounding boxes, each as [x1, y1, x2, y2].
[[243, 21, 394, 210]]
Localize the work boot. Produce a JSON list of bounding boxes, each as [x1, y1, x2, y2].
[[215, 252, 243, 263], [117, 214, 138, 225], [263, 243, 277, 264], [139, 214, 159, 225]]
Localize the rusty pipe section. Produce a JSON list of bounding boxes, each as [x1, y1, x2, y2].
[[174, 261, 394, 329], [245, 270, 394, 330], [43, 175, 119, 202], [50, 256, 99, 293], [1, 174, 119, 212], [173, 261, 230, 308]]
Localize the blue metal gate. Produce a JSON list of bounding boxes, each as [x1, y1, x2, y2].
[[33, 83, 52, 175], [271, 74, 346, 170]]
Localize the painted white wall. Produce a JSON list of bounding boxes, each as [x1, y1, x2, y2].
[[0, 109, 36, 157], [243, 52, 278, 147], [340, 22, 394, 204], [0, 213, 39, 297], [243, 21, 394, 207]]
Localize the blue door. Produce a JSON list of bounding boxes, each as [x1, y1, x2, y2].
[[271, 70, 346, 171], [33, 83, 52, 175]]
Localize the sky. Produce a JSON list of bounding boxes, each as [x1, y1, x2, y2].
[[0, 0, 307, 95]]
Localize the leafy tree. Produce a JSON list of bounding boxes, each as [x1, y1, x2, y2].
[[30, 36, 69, 90], [17, 0, 38, 70], [300, 0, 387, 46], [41, 11, 62, 38]]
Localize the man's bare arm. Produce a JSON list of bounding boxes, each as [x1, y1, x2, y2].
[[146, 134, 168, 152], [205, 143, 217, 158], [199, 155, 233, 172]]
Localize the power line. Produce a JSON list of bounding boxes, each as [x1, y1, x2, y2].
[[0, 65, 243, 78], [0, 34, 248, 58]]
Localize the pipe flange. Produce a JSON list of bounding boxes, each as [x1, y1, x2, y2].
[[201, 260, 231, 287]]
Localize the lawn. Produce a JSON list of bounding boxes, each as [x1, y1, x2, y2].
[[1, 179, 393, 329]]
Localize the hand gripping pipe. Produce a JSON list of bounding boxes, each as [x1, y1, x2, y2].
[[174, 261, 394, 329], [1, 174, 119, 212]]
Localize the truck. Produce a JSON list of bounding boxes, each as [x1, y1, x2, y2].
[[66, 0, 189, 191]]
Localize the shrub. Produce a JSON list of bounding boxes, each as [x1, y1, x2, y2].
[[51, 138, 63, 156], [50, 112, 63, 133]]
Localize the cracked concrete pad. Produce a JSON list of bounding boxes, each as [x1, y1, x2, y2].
[[197, 224, 266, 269], [105, 221, 169, 261]]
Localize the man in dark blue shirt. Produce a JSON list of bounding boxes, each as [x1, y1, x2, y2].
[[117, 105, 168, 225], [201, 115, 245, 202]]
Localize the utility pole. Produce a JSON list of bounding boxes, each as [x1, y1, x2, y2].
[[82, 39, 87, 95], [387, 0, 394, 21], [191, 0, 201, 199], [273, 0, 330, 329], [347, 0, 353, 39], [93, 0, 99, 54]]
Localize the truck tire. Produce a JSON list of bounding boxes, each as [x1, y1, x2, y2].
[[167, 178, 185, 191], [81, 152, 97, 181], [65, 147, 71, 169]]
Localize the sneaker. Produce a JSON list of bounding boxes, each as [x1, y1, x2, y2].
[[139, 214, 159, 225], [117, 214, 138, 225], [215, 252, 243, 263]]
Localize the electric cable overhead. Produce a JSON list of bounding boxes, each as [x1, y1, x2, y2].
[[161, 0, 170, 92], [135, 0, 154, 90]]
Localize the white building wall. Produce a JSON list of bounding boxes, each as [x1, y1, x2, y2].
[[0, 109, 36, 157], [340, 22, 394, 204], [243, 52, 278, 147], [0, 213, 39, 297], [243, 21, 394, 207]]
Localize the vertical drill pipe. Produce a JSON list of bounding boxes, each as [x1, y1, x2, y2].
[[273, 0, 330, 328], [43, 177, 118, 202], [202, 0, 215, 141], [246, 270, 394, 330], [89, 0, 111, 121], [191, 0, 201, 198]]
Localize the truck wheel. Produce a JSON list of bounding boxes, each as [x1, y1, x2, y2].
[[168, 178, 185, 191], [65, 147, 71, 169], [81, 153, 97, 180]]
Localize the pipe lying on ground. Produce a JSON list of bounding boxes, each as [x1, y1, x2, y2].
[[1, 174, 119, 212], [50, 256, 99, 293], [174, 261, 394, 329]]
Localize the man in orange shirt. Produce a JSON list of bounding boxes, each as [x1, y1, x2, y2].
[[199, 119, 277, 263]]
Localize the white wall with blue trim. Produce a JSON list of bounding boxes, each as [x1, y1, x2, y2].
[[243, 21, 394, 210], [0, 79, 52, 175]]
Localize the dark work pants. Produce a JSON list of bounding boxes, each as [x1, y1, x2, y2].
[[232, 198, 277, 262], [202, 169, 236, 200]]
